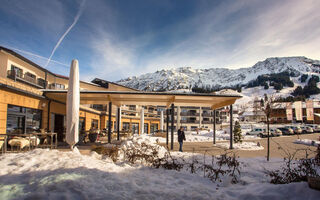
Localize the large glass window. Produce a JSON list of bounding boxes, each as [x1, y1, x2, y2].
[[6, 105, 42, 134], [91, 119, 99, 129], [79, 117, 85, 131], [123, 122, 130, 131], [144, 123, 149, 134]]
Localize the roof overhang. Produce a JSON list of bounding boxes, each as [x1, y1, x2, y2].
[[42, 90, 242, 109]]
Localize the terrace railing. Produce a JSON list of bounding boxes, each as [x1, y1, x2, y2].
[[7, 70, 46, 89]]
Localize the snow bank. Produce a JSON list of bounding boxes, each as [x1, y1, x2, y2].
[[294, 139, 320, 146], [215, 142, 264, 150], [0, 149, 319, 200]]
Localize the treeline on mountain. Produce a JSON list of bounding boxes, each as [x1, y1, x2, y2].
[[190, 72, 320, 99], [274, 96, 306, 102], [191, 84, 243, 93], [291, 74, 320, 98], [246, 71, 295, 90]]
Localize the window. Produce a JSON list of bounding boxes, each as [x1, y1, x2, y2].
[[50, 83, 65, 90], [90, 104, 105, 111], [91, 119, 99, 129], [6, 105, 42, 134], [150, 123, 159, 133], [24, 72, 37, 83], [144, 123, 149, 134], [10, 65, 23, 78], [38, 78, 46, 88], [106, 120, 113, 130], [191, 126, 198, 131], [123, 122, 130, 131], [25, 72, 36, 79]]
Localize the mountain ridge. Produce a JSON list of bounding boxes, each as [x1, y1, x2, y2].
[[116, 56, 320, 92]]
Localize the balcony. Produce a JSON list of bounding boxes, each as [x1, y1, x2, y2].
[[49, 83, 65, 90], [159, 111, 177, 115], [164, 119, 177, 123], [180, 120, 200, 124], [202, 120, 212, 124], [180, 112, 199, 116], [7, 70, 46, 89], [202, 113, 212, 117]]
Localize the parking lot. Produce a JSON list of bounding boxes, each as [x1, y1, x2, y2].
[[163, 133, 320, 159]]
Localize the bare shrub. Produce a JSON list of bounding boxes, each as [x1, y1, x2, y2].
[[268, 143, 320, 184], [93, 139, 241, 184], [91, 145, 119, 162]]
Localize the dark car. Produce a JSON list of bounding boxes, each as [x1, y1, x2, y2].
[[278, 127, 294, 135]]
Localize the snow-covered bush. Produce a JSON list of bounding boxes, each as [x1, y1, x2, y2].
[[268, 145, 320, 184]]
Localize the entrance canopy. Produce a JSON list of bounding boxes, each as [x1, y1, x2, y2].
[[42, 90, 241, 109]]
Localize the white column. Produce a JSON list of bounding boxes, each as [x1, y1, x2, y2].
[[177, 106, 181, 127], [140, 107, 144, 134], [160, 110, 164, 131]]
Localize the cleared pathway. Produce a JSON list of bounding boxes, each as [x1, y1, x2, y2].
[[160, 133, 320, 159]]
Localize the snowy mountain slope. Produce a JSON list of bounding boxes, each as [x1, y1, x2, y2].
[[117, 57, 320, 92]]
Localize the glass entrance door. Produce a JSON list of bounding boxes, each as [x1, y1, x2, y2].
[[131, 123, 139, 134]]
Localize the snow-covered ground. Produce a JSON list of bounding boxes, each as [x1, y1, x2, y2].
[[0, 146, 319, 199], [215, 142, 264, 151], [294, 139, 320, 146]]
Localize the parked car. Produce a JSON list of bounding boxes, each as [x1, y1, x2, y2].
[[278, 127, 294, 135], [306, 124, 320, 132], [300, 126, 314, 134], [246, 128, 266, 137], [285, 126, 302, 134], [269, 128, 282, 136]]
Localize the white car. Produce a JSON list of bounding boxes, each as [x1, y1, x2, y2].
[[285, 126, 302, 134], [269, 128, 282, 136], [246, 128, 266, 137], [300, 126, 314, 134], [306, 124, 320, 132]]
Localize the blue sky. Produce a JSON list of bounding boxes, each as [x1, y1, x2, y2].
[[1, 0, 320, 82]]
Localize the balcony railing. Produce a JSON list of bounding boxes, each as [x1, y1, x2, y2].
[[180, 120, 200, 124], [164, 120, 177, 123], [202, 120, 212, 124], [7, 70, 46, 89], [202, 113, 211, 117]]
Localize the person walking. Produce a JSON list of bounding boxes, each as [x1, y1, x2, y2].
[[178, 127, 186, 152]]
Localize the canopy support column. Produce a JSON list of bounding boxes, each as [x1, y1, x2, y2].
[[140, 107, 144, 135], [213, 109, 216, 144], [229, 104, 233, 149], [166, 108, 169, 146], [117, 107, 121, 141], [108, 102, 112, 143], [160, 110, 164, 132], [171, 103, 174, 150]]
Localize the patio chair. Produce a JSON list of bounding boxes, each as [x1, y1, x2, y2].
[[0, 134, 7, 154]]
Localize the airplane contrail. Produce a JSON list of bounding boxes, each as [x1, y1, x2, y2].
[[45, 0, 86, 67], [0, 44, 69, 67]]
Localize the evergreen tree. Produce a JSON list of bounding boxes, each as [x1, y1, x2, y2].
[[233, 121, 242, 143], [300, 74, 308, 83]]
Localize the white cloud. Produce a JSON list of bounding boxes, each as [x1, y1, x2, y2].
[[82, 0, 320, 81]]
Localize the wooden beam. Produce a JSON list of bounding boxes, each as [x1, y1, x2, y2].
[[166, 96, 175, 108], [211, 99, 236, 109]]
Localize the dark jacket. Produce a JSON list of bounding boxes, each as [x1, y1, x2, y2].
[[178, 129, 186, 142]]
